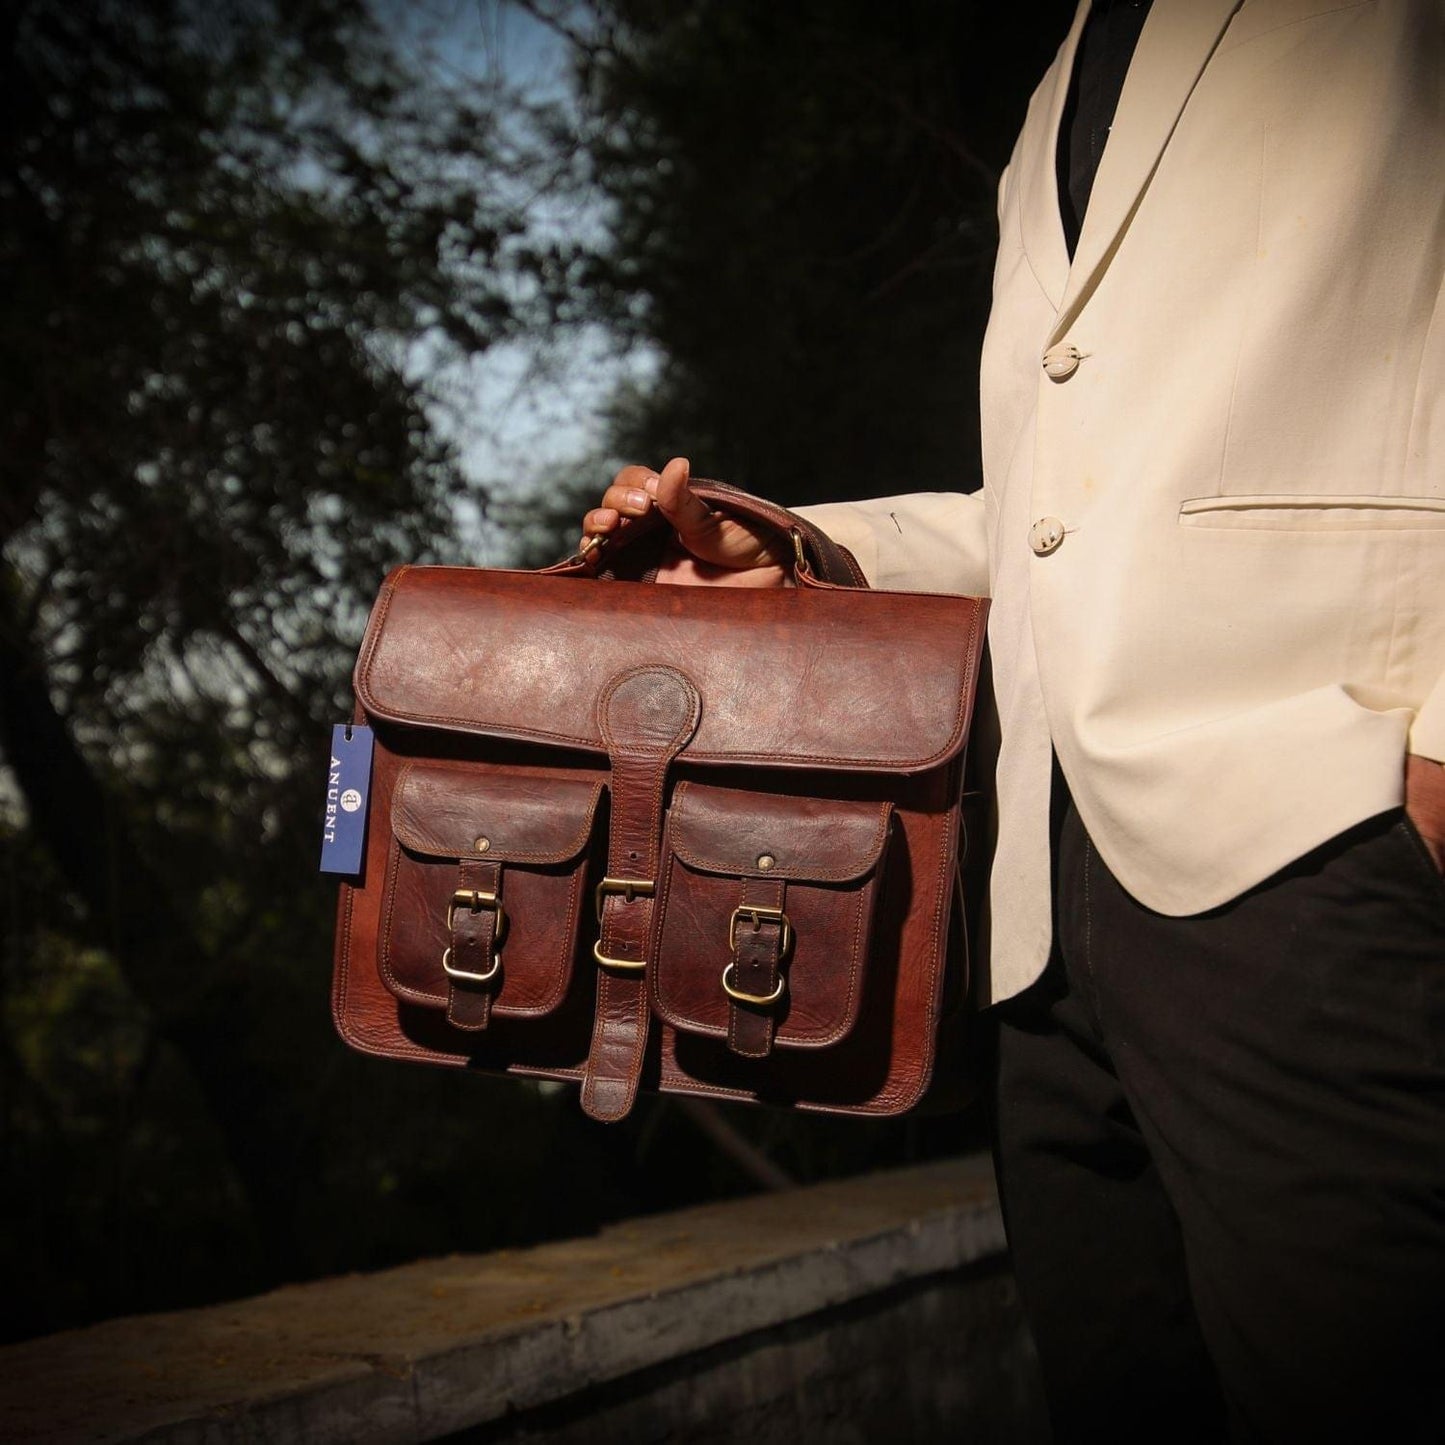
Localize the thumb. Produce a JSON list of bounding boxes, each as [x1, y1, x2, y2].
[[647, 457, 712, 539], [647, 456, 781, 570]]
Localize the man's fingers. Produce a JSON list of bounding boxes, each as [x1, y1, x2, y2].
[[612, 464, 659, 494], [600, 482, 655, 518], [583, 456, 782, 577], [583, 506, 622, 533], [649, 457, 715, 541]]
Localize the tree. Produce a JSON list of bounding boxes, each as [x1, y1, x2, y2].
[[0, 0, 1086, 1339], [0, 0, 595, 1336], [546, 0, 1074, 509]]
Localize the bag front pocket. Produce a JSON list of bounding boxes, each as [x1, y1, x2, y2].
[[650, 781, 893, 1058], [381, 760, 604, 1030]]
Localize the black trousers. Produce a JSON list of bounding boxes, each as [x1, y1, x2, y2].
[[992, 793, 1445, 1444]]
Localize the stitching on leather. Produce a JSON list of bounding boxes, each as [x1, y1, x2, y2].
[[357, 710, 972, 774], [657, 1074, 757, 1103], [589, 671, 693, 1115], [352, 577, 985, 1107], [491, 860, 584, 1016], [380, 835, 447, 1007], [656, 785, 893, 1054], [335, 880, 470, 1066], [583, 965, 651, 1116], [333, 882, 355, 1028], [508, 862, 583, 1017], [783, 887, 868, 1050], [597, 667, 699, 967], [598, 765, 663, 961], [392, 762, 603, 864], [652, 856, 870, 1048], [510, 1065, 585, 1082], [358, 589, 983, 773], [835, 887, 867, 1046], [728, 876, 785, 1057], [668, 796, 893, 882], [445, 858, 502, 1029], [383, 773, 593, 1016], [726, 962, 743, 1053], [649, 835, 684, 1026], [875, 811, 953, 1113], [353, 566, 403, 700], [597, 664, 703, 754], [651, 848, 735, 1041]]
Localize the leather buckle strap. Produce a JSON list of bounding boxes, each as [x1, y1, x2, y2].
[[593, 877, 656, 970], [448, 887, 507, 937], [595, 877, 655, 914], [445, 888, 508, 980], [582, 666, 700, 1122], [442, 945, 501, 986], [721, 960, 785, 1006], [726, 904, 792, 963], [445, 860, 503, 1031], [725, 878, 789, 1059]]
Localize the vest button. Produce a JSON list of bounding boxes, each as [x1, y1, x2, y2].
[[1042, 343, 1081, 380], [1029, 517, 1066, 556]]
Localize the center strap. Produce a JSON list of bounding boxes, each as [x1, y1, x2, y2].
[[582, 666, 701, 1123]]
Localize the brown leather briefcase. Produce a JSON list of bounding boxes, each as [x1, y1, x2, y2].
[[331, 482, 989, 1122]]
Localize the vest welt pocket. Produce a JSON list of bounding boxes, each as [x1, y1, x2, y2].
[[1178, 494, 1445, 531], [649, 781, 894, 1051], [381, 761, 604, 1017]]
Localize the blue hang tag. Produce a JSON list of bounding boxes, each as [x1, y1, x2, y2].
[[320, 724, 374, 875]]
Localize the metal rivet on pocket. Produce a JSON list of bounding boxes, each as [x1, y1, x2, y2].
[[475, 837, 491, 853], [757, 854, 776, 870]]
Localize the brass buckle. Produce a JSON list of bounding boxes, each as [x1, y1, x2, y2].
[[721, 960, 786, 1007], [592, 878, 655, 971], [594, 876, 655, 920], [443, 888, 506, 984], [721, 905, 792, 1006], [727, 904, 792, 957], [447, 888, 508, 946], [442, 945, 501, 985], [592, 939, 648, 972]]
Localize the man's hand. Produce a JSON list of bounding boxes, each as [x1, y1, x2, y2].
[[581, 456, 789, 588], [1405, 754, 1445, 874]]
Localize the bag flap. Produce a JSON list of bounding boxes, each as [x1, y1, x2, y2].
[[356, 566, 987, 774], [667, 783, 891, 883], [392, 762, 603, 863]]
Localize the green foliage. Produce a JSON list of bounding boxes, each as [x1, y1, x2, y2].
[[0, 0, 595, 1340]]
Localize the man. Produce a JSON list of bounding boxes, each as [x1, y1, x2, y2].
[[581, 1, 1445, 1438]]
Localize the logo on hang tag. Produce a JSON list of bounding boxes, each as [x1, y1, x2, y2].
[[320, 724, 374, 875]]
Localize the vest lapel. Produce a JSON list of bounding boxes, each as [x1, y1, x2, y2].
[[1047, 0, 1245, 344]]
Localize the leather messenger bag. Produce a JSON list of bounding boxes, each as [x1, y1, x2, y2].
[[331, 482, 990, 1123]]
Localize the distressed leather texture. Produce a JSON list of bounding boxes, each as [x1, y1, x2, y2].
[[332, 484, 989, 1121]]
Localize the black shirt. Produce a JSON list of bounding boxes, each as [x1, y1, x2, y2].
[[1057, 0, 1154, 258]]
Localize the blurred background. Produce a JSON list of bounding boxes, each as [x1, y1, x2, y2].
[[0, 0, 1072, 1343]]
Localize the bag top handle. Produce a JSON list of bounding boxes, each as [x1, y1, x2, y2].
[[558, 477, 867, 590]]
